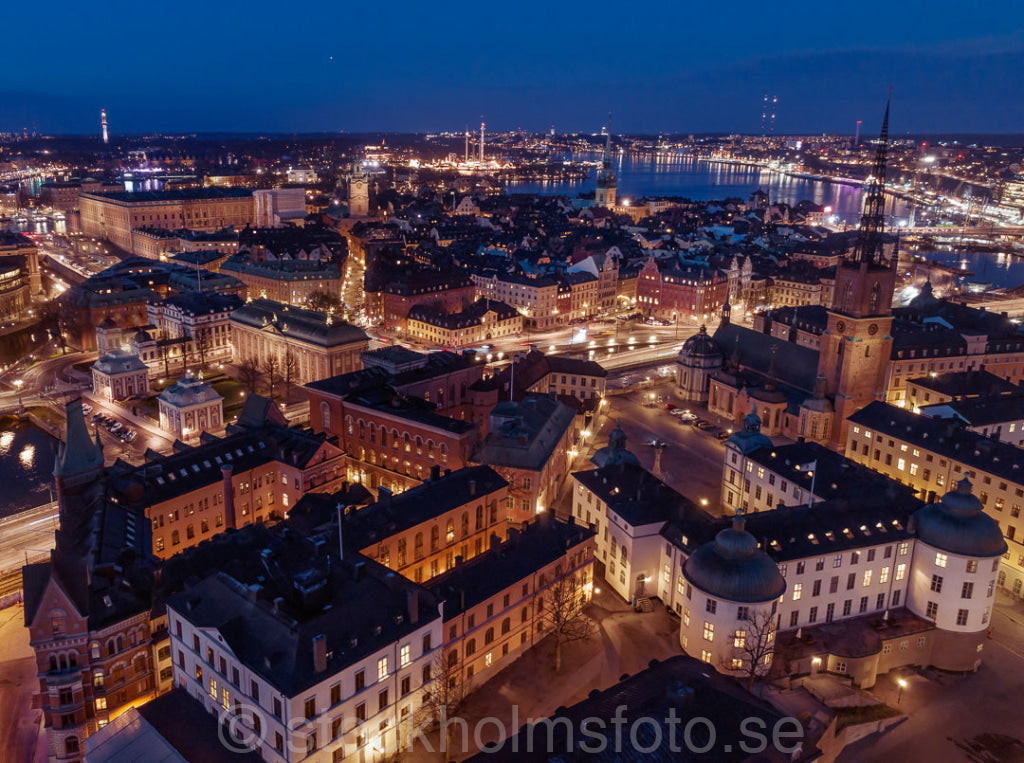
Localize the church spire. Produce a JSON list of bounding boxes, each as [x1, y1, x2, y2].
[[851, 92, 892, 266]]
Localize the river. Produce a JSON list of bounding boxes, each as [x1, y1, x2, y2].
[[0, 418, 58, 517], [506, 151, 911, 226]]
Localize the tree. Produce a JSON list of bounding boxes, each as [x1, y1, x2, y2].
[[238, 356, 262, 394], [261, 354, 280, 401], [723, 610, 777, 691], [282, 349, 298, 402], [191, 327, 210, 371], [307, 290, 341, 313], [415, 647, 467, 757], [158, 342, 171, 380], [541, 564, 594, 673]]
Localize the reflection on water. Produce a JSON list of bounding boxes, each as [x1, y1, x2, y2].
[[0, 421, 57, 516], [508, 152, 909, 226]]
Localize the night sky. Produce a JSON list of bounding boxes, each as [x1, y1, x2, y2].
[[4, 1, 1023, 135]]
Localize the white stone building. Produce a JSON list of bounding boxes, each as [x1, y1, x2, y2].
[[91, 350, 150, 402], [158, 374, 224, 442]]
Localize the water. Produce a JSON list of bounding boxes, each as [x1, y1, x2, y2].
[[506, 151, 911, 226], [0, 419, 58, 517], [916, 250, 1024, 290]]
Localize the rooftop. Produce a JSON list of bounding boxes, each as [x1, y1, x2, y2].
[[81, 187, 254, 204], [474, 396, 576, 472], [230, 298, 368, 348]]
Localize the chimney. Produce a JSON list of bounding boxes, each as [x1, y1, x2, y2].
[[221, 465, 236, 529], [407, 590, 420, 625], [468, 479, 477, 497], [313, 634, 327, 672]]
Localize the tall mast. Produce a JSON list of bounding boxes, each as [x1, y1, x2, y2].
[[851, 92, 892, 266]]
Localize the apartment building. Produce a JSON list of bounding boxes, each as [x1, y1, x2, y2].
[[471, 271, 560, 329]]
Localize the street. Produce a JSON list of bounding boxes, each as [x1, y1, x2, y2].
[[0, 504, 58, 579]]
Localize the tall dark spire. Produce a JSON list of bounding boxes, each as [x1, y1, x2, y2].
[[851, 93, 891, 266]]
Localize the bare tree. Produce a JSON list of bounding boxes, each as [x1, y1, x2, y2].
[[261, 354, 280, 401], [159, 342, 171, 380], [282, 349, 298, 402], [416, 647, 467, 757], [238, 356, 263, 394], [191, 327, 211, 371], [541, 564, 593, 673], [723, 610, 777, 691], [307, 290, 341, 313]]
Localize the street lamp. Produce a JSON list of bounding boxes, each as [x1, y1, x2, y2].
[[896, 678, 907, 704], [14, 378, 23, 407]]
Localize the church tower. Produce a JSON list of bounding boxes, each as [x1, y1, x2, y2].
[[817, 95, 898, 448], [595, 119, 616, 208], [348, 161, 369, 218]]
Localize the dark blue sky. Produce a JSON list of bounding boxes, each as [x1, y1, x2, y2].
[[5, 1, 1023, 135]]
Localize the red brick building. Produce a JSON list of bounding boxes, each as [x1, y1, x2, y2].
[[636, 257, 728, 324]]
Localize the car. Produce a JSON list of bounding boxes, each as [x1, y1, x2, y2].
[[126, 431, 137, 442], [717, 431, 731, 440], [665, 403, 676, 410]]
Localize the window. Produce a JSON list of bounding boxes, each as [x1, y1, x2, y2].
[[833, 555, 842, 568], [379, 689, 388, 712], [931, 575, 943, 593], [962, 582, 974, 599], [966, 559, 978, 573], [733, 629, 746, 648], [935, 553, 948, 568], [926, 601, 938, 619], [957, 609, 969, 626], [736, 605, 749, 620], [701, 650, 712, 664], [400, 644, 411, 667], [703, 621, 714, 641], [880, 566, 890, 584], [377, 657, 388, 681], [863, 570, 872, 587], [792, 583, 802, 601], [896, 563, 906, 581], [705, 599, 717, 614]]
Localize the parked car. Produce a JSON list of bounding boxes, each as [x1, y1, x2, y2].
[[717, 431, 731, 441]]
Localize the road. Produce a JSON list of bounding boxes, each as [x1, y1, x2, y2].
[[0, 503, 57, 577], [0, 604, 43, 763]]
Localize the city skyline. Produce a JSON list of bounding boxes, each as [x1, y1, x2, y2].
[[3, 1, 1023, 135]]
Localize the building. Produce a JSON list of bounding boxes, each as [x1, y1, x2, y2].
[[348, 163, 369, 218], [220, 259, 342, 306], [473, 396, 577, 522], [407, 299, 522, 349], [308, 375, 480, 495], [429, 513, 595, 693], [636, 257, 729, 324], [720, 426, 917, 514], [80, 188, 255, 254], [474, 349, 608, 414], [90, 351, 150, 402], [475, 654, 821, 762], [594, 129, 616, 208], [374, 270, 476, 335], [108, 411, 346, 558], [471, 271, 560, 330], [337, 464, 510, 584], [918, 393, 1024, 447], [0, 230, 42, 305], [904, 368, 1020, 411], [139, 292, 242, 374], [359, 347, 484, 421], [231, 299, 368, 385], [846, 400, 1024, 595], [676, 325, 724, 404], [157, 374, 224, 442], [165, 526, 441, 763], [254, 188, 307, 227], [23, 399, 158, 761]]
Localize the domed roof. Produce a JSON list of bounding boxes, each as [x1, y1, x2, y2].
[[908, 279, 939, 310], [97, 316, 118, 330], [679, 325, 723, 360], [158, 374, 223, 408], [684, 515, 786, 603], [591, 420, 641, 468], [725, 405, 773, 455], [133, 328, 154, 343], [913, 478, 1007, 557]]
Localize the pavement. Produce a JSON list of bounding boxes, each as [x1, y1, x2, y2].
[[403, 584, 683, 761], [836, 592, 1024, 762], [0, 604, 44, 763], [602, 380, 731, 515]]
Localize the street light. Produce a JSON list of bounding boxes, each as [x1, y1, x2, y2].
[[896, 678, 907, 704]]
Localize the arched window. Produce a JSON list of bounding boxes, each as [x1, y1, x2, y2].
[[440, 444, 449, 465], [461, 511, 469, 538], [68, 652, 77, 668], [107, 639, 115, 656], [427, 440, 435, 461], [391, 429, 400, 449], [414, 533, 424, 560], [445, 519, 454, 542], [369, 423, 377, 444], [358, 420, 365, 440], [840, 282, 853, 314], [415, 436, 423, 457], [346, 416, 354, 437], [49, 610, 66, 638], [320, 402, 331, 432], [501, 617, 511, 635], [186, 524, 195, 540], [65, 738, 79, 755], [404, 433, 411, 453], [869, 282, 881, 314], [59, 654, 67, 670], [116, 635, 124, 653], [49, 655, 57, 672], [485, 627, 494, 645], [430, 525, 440, 552], [465, 639, 476, 656]]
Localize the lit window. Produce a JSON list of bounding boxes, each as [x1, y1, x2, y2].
[[935, 553, 948, 568], [703, 622, 714, 642], [377, 657, 388, 682], [896, 563, 906, 581], [400, 645, 411, 668]]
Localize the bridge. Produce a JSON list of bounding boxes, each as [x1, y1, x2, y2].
[[902, 225, 1024, 237]]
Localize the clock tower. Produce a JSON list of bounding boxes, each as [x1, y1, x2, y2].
[[818, 95, 897, 448]]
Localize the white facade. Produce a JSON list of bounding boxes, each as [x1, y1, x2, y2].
[[906, 542, 998, 634], [255, 188, 308, 228], [167, 607, 442, 763], [678, 584, 776, 672]]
